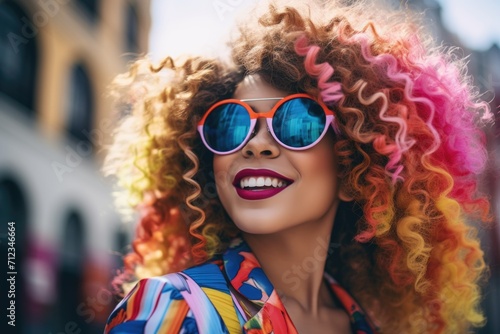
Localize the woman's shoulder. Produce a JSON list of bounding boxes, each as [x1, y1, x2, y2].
[[104, 261, 236, 334], [104, 273, 193, 334]]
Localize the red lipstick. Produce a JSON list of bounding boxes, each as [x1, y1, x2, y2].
[[233, 169, 293, 200]]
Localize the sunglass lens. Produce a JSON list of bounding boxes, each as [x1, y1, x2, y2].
[[272, 98, 326, 148], [203, 103, 250, 152]]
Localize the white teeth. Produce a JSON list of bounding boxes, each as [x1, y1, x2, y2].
[[256, 177, 265, 187], [239, 176, 288, 189], [249, 178, 256, 187]]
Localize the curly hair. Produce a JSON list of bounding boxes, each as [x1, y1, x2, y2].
[[103, 1, 492, 332]]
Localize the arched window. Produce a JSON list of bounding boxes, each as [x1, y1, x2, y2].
[[125, 3, 139, 54], [59, 211, 85, 271], [0, 2, 38, 114], [56, 210, 88, 332], [66, 64, 94, 149], [0, 177, 27, 226], [0, 176, 28, 332], [0, 176, 28, 266]]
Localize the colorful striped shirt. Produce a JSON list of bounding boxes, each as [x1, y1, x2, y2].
[[104, 238, 378, 333]]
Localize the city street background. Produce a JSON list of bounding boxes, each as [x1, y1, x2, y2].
[[0, 0, 499, 333]]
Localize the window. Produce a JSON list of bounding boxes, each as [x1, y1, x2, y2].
[[76, 0, 99, 21], [66, 64, 94, 149], [0, 176, 28, 332], [0, 2, 38, 113], [0, 176, 28, 264], [56, 210, 89, 332], [0, 177, 27, 225], [125, 3, 139, 53]]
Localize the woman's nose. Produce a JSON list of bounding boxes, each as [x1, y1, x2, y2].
[[241, 119, 280, 158]]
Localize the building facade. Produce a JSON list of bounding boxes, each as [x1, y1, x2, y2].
[[1, 0, 499, 333], [0, 0, 150, 333]]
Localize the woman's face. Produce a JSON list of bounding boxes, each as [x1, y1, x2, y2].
[[213, 75, 347, 235]]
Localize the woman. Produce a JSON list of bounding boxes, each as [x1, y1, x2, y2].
[[103, 0, 491, 333]]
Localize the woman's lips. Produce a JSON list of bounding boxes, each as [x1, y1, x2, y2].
[[233, 169, 293, 200]]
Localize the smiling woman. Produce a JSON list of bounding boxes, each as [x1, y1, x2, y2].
[[212, 75, 346, 238], [102, 0, 492, 333]]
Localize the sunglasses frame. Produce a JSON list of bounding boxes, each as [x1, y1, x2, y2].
[[197, 93, 335, 155]]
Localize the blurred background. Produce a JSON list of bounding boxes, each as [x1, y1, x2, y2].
[[0, 0, 498, 333]]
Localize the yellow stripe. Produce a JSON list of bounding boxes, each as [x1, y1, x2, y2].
[[159, 299, 189, 334], [202, 287, 241, 334]]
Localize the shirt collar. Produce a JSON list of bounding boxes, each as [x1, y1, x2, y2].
[[221, 237, 297, 333], [222, 238, 274, 306], [220, 237, 378, 334]]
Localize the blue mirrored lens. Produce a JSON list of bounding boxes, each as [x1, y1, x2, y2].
[[203, 104, 250, 152], [272, 98, 326, 147]]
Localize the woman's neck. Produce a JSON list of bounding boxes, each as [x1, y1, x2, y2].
[[242, 205, 338, 316]]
